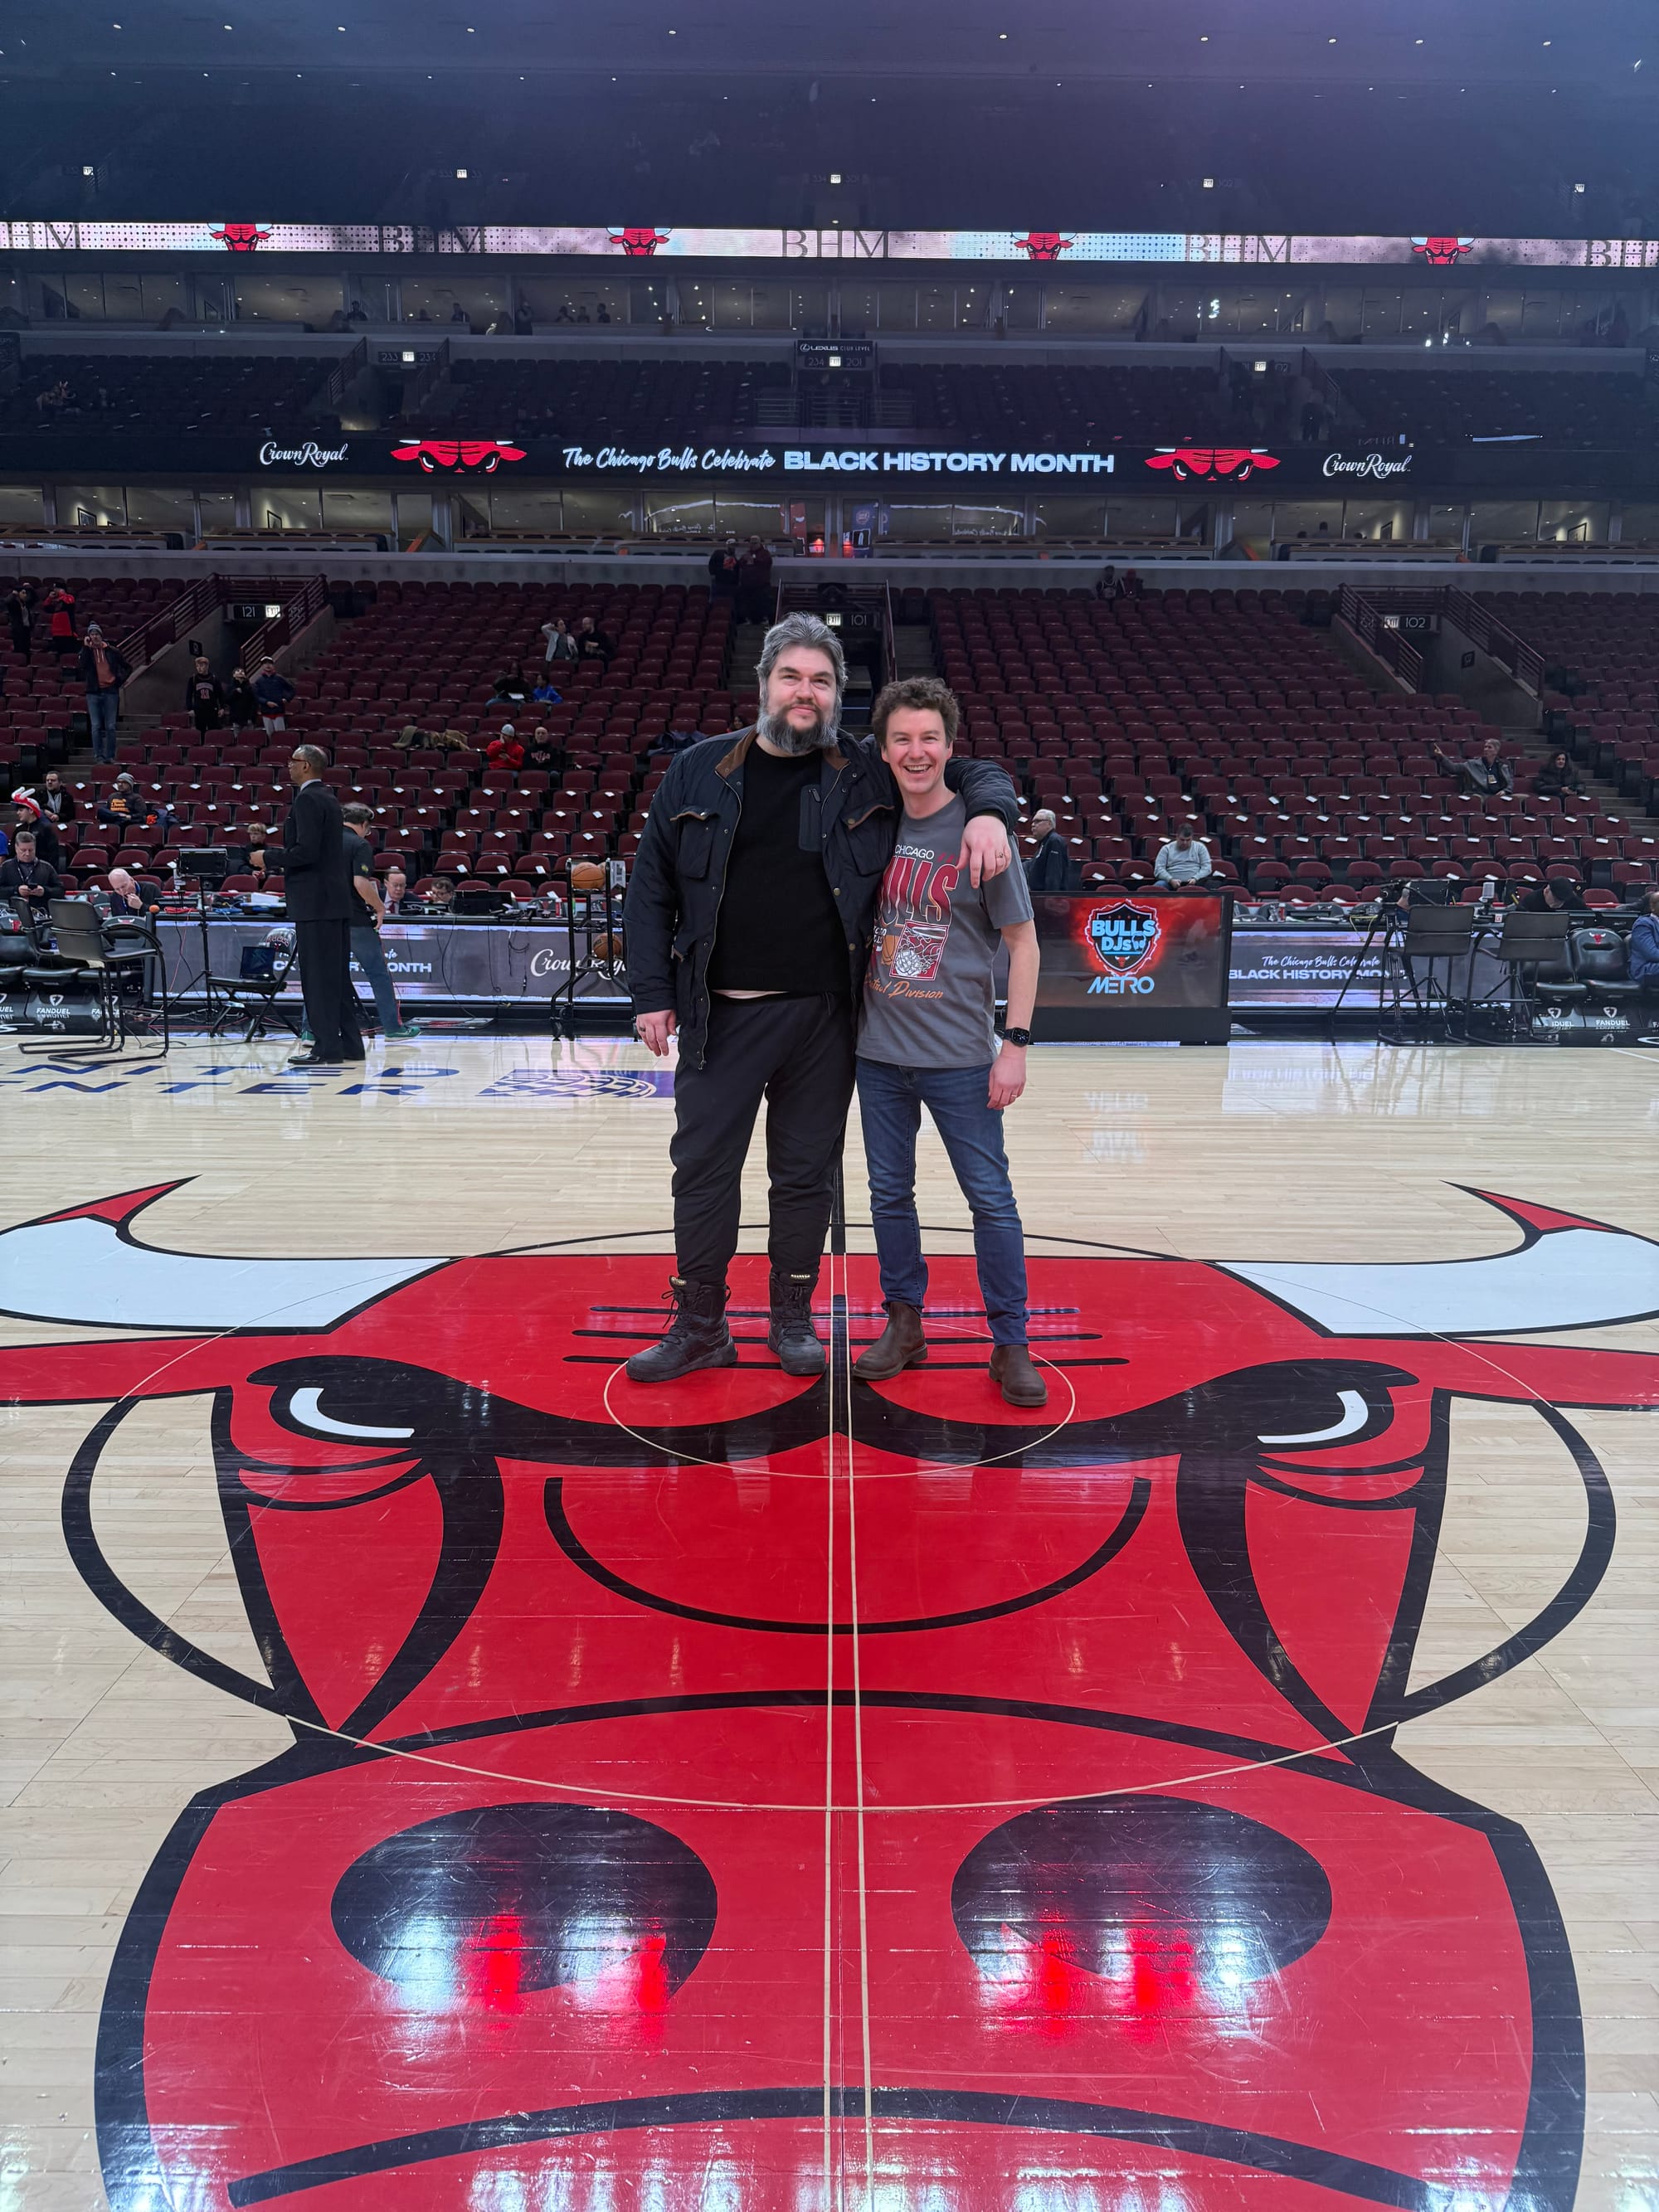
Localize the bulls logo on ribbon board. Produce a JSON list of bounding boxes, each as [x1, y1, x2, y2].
[[1086, 899, 1161, 976]]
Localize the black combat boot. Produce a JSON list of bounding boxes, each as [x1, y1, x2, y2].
[[854, 1300, 927, 1380], [766, 1268, 826, 1377], [625, 1277, 738, 1383]]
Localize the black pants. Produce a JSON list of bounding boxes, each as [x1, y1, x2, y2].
[[669, 993, 855, 1285], [294, 919, 363, 1060]]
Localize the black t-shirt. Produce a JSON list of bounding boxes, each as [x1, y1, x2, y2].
[[706, 744, 849, 997], [342, 829, 377, 924]]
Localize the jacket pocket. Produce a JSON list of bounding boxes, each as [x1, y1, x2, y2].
[[670, 806, 718, 879]]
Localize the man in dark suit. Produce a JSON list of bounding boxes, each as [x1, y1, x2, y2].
[[282, 744, 363, 1067]]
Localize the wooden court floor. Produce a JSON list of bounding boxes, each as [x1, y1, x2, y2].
[[1, 1033, 1656, 2211]]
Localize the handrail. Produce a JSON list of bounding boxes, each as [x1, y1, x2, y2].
[[314, 335, 368, 412], [1337, 585, 1424, 691], [1442, 587, 1546, 694], [238, 574, 328, 671], [112, 571, 328, 679]]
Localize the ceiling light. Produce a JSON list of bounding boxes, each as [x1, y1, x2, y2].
[[81, 163, 95, 176], [999, 30, 1008, 37], [455, 167, 468, 178], [830, 172, 841, 182], [1202, 176, 1214, 188], [1199, 32, 1209, 40], [1574, 181, 1586, 192]]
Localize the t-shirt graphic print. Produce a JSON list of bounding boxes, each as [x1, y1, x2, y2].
[[858, 794, 1033, 1069]]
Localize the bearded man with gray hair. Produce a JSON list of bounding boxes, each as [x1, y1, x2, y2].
[[624, 611, 1018, 1382]]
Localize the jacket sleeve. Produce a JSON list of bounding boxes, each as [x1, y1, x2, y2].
[[285, 789, 328, 875], [621, 759, 686, 1015]]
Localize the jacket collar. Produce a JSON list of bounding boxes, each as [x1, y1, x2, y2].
[[716, 724, 848, 779]]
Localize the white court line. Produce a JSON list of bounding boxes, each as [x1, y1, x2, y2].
[[836, 1243, 875, 2211]]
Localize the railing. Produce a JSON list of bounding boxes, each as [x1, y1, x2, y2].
[[1442, 588, 1547, 694], [115, 576, 223, 675], [114, 573, 328, 678], [1338, 586, 1425, 691], [238, 575, 328, 670], [312, 336, 367, 413]]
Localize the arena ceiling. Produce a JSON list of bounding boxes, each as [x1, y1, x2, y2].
[[0, 0, 1653, 238]]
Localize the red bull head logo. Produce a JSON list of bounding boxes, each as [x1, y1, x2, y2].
[[1146, 447, 1282, 481], [609, 227, 671, 255], [1411, 236, 1476, 266], [3, 1182, 1655, 2210], [212, 221, 270, 252], [1014, 231, 1074, 260], [390, 438, 528, 473]]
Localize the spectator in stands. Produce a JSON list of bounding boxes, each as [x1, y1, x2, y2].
[[739, 536, 774, 625], [252, 664, 297, 732], [1154, 826, 1214, 891], [487, 723, 525, 771], [574, 615, 613, 667], [184, 654, 226, 737], [488, 661, 530, 707], [36, 771, 76, 837], [0, 823, 9, 860], [382, 867, 408, 915], [3, 585, 32, 662], [1518, 878, 1588, 914], [0, 830, 61, 909], [96, 773, 143, 830], [1432, 734, 1514, 802], [76, 624, 132, 765], [341, 803, 421, 1040], [43, 582, 77, 656], [523, 727, 566, 777], [708, 538, 740, 600], [18, 800, 61, 872], [1024, 809, 1076, 893], [541, 615, 579, 668], [225, 667, 260, 731], [1530, 750, 1582, 800], [531, 673, 563, 705], [1093, 565, 1117, 600], [421, 876, 455, 912], [1113, 569, 1145, 602], [1629, 890, 1659, 1012]]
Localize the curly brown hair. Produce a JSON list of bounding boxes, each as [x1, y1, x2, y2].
[[871, 675, 961, 748]]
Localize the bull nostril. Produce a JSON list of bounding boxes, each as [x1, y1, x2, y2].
[[951, 1796, 1332, 1998], [330, 1803, 717, 2005]]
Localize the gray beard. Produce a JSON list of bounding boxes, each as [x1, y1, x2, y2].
[[757, 703, 837, 756]]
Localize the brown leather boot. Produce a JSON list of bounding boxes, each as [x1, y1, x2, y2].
[[990, 1343, 1048, 1407], [854, 1300, 927, 1380]]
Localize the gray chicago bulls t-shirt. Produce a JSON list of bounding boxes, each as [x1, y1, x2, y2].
[[858, 794, 1033, 1069]]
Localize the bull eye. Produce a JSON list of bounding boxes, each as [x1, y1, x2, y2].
[[1258, 1388, 1372, 1447], [331, 1803, 718, 2005], [951, 1796, 1331, 1993], [285, 1385, 412, 1441]]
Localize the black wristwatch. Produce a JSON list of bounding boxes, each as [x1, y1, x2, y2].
[[1000, 1026, 1032, 1048]]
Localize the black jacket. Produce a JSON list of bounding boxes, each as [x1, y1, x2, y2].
[[282, 778, 353, 922], [624, 727, 1018, 1069], [1024, 832, 1077, 895], [76, 642, 132, 693]]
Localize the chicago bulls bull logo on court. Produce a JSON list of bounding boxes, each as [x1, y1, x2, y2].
[[2, 1183, 1654, 2210]]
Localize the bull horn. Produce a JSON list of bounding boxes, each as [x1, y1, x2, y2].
[[1218, 1189, 1659, 1339], [0, 1184, 444, 1333]]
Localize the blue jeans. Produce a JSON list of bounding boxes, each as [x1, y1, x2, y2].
[[86, 691, 119, 761], [855, 1056, 1029, 1346], [349, 924, 402, 1030]]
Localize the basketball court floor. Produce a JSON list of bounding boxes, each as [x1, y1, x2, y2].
[[2, 1033, 1656, 2212]]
